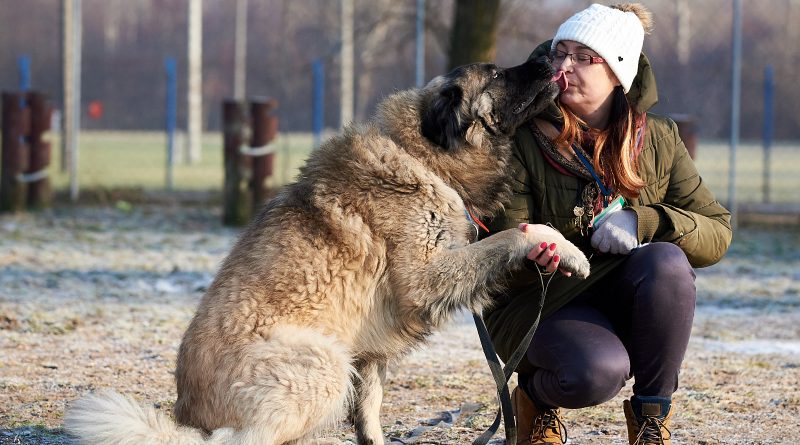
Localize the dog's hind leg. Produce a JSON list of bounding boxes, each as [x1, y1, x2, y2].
[[351, 358, 387, 445], [225, 326, 355, 445]]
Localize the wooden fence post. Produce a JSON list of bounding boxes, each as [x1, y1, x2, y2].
[[1, 92, 28, 213], [1, 91, 53, 213], [249, 98, 278, 211], [27, 92, 52, 210], [670, 113, 697, 160], [222, 100, 252, 226]]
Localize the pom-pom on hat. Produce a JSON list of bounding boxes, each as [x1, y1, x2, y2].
[[551, 3, 645, 93]]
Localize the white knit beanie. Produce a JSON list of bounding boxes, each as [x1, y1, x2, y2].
[[551, 3, 644, 93]]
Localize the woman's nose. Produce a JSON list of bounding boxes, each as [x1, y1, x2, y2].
[[558, 56, 575, 71]]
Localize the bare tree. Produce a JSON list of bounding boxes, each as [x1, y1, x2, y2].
[[354, 1, 411, 122], [447, 0, 501, 70]]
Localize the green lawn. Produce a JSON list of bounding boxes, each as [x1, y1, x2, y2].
[[41, 132, 800, 204], [693, 141, 800, 204], [47, 131, 317, 191]]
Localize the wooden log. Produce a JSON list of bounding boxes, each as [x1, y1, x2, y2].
[[27, 92, 52, 210], [670, 113, 698, 159], [222, 100, 252, 226], [1, 93, 28, 213], [249, 98, 278, 211]]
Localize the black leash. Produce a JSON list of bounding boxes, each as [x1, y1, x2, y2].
[[471, 270, 553, 445]]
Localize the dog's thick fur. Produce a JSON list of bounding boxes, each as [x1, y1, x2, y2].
[[66, 59, 590, 445]]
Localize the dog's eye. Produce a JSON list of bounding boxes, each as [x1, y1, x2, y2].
[[492, 71, 501, 79]]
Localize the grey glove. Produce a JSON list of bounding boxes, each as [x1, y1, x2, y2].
[[591, 209, 639, 254]]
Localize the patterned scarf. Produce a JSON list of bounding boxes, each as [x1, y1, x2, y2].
[[530, 115, 646, 233]]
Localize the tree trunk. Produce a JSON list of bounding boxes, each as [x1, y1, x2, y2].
[[447, 0, 501, 70]]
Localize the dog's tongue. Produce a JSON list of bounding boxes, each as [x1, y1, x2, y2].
[[551, 71, 568, 92]]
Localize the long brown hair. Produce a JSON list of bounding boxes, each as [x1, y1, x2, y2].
[[552, 2, 652, 201], [554, 87, 646, 200]]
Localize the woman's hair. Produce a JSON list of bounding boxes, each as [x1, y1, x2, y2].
[[554, 3, 652, 200], [555, 89, 645, 200]]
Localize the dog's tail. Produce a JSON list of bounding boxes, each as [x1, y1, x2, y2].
[[64, 390, 234, 445]]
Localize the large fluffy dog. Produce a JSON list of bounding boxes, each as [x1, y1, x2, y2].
[[66, 58, 590, 445]]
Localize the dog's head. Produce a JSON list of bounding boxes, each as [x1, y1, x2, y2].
[[420, 58, 558, 150]]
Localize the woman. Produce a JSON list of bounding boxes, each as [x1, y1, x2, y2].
[[483, 3, 732, 445]]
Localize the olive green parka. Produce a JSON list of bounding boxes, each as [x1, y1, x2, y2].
[[483, 42, 733, 371]]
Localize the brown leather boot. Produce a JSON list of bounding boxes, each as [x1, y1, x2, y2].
[[512, 386, 566, 445], [623, 396, 673, 445]]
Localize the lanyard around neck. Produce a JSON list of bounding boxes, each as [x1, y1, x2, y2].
[[572, 146, 612, 207]]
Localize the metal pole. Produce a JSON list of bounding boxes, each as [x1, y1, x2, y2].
[[727, 0, 741, 228], [415, 0, 425, 87], [59, 0, 67, 172], [762, 65, 774, 204], [165, 57, 177, 191], [340, 0, 354, 129], [676, 0, 690, 65], [187, 0, 203, 164], [18, 56, 31, 93], [233, 0, 248, 101], [65, 0, 82, 202], [312, 59, 324, 149], [676, 0, 690, 111]]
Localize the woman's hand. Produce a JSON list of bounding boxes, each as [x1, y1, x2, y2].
[[518, 223, 573, 277], [590, 209, 639, 254]]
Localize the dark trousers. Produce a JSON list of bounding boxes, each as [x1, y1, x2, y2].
[[519, 242, 696, 409]]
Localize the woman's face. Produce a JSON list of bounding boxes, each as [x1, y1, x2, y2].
[[552, 40, 621, 122]]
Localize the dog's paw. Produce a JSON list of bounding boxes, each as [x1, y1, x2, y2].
[[518, 223, 590, 279], [554, 245, 590, 279]]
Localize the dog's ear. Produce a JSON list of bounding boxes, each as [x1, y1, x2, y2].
[[473, 93, 495, 128], [465, 121, 484, 148], [421, 84, 465, 150]]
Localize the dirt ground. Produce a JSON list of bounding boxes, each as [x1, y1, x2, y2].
[[1, 203, 798, 444]]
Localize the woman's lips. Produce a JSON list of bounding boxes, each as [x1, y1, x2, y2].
[[551, 70, 569, 92]]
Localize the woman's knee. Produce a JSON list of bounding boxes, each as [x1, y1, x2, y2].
[[632, 243, 695, 289], [531, 352, 629, 409], [562, 356, 629, 407], [635, 242, 692, 276]]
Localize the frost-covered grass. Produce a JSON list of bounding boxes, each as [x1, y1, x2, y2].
[[0, 204, 798, 444]]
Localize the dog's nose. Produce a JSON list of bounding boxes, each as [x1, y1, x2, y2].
[[526, 56, 556, 78]]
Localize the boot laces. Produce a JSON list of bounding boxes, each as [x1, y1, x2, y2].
[[531, 409, 567, 444], [633, 415, 671, 445]]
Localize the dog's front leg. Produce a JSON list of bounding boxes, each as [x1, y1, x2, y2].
[[352, 358, 387, 445], [398, 227, 589, 324]]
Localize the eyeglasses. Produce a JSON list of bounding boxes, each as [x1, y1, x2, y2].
[[548, 49, 605, 66]]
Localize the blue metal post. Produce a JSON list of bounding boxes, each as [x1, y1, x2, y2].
[[18, 55, 31, 108], [762, 65, 774, 203], [165, 57, 177, 190], [312, 59, 324, 149], [18, 55, 31, 92]]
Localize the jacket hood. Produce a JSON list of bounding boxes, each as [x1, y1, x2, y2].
[[528, 39, 658, 116]]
